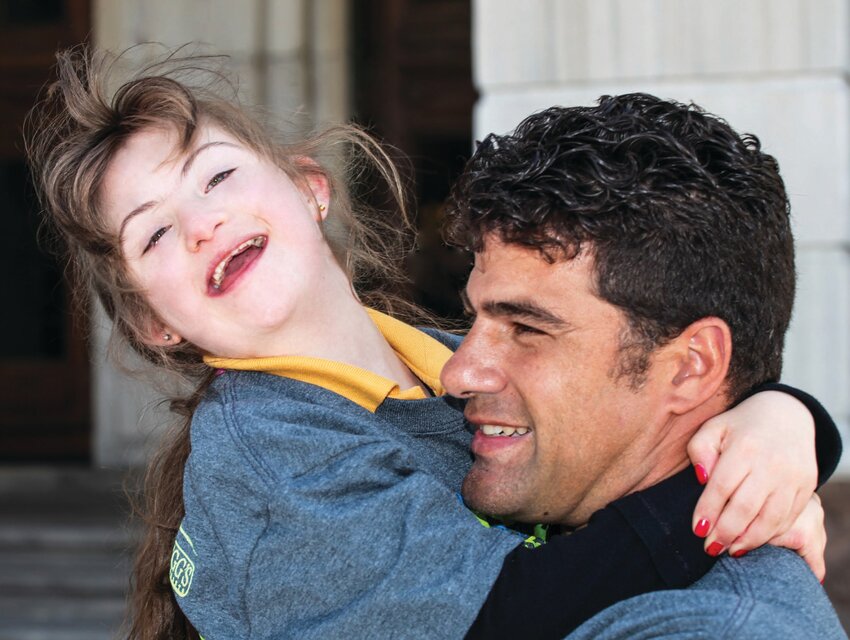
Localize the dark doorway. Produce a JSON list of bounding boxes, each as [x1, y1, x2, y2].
[[0, 0, 91, 461], [352, 0, 474, 318]]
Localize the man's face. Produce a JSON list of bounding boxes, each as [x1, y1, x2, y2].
[[441, 238, 664, 526]]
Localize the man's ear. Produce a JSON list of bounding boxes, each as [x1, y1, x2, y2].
[[665, 317, 732, 415]]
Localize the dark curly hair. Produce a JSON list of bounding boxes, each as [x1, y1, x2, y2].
[[446, 93, 795, 400]]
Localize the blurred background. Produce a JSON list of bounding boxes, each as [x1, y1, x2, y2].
[[0, 0, 847, 637]]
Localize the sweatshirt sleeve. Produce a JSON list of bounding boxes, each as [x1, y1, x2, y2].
[[467, 469, 712, 639], [739, 382, 842, 486], [177, 378, 524, 640]]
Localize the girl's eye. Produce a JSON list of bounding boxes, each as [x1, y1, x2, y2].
[[205, 168, 235, 193], [143, 225, 171, 254]]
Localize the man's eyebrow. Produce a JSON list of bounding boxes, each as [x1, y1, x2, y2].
[[460, 287, 569, 328], [481, 299, 569, 329], [180, 141, 237, 178]]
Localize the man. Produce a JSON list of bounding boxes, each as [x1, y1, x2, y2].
[[441, 94, 847, 638]]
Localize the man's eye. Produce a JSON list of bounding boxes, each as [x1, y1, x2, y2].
[[513, 323, 545, 337], [205, 168, 235, 193], [143, 226, 171, 254]]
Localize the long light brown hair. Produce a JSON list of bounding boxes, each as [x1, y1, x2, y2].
[[26, 45, 419, 640]]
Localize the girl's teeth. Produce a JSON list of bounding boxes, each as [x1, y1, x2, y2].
[[211, 236, 266, 289], [212, 263, 226, 288]]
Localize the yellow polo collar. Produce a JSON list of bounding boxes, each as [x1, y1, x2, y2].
[[204, 309, 453, 412]]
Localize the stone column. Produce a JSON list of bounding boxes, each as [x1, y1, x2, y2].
[[90, 0, 350, 466]]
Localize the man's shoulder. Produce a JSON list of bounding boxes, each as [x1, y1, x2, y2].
[[690, 547, 846, 638], [693, 544, 815, 596], [566, 546, 847, 639]]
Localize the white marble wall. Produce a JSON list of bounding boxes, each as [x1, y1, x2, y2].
[[94, 0, 349, 122], [474, 0, 850, 475], [90, 0, 350, 466]]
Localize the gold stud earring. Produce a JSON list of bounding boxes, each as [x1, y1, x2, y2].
[[318, 203, 326, 212]]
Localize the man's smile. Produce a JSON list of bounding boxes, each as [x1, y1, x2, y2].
[[469, 418, 534, 457], [478, 425, 530, 437]]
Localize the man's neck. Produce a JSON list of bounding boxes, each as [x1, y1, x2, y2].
[[633, 396, 731, 492], [562, 396, 731, 528]]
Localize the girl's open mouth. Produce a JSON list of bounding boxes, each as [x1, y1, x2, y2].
[[209, 235, 266, 294]]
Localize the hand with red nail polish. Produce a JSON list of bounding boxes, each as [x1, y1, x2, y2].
[[694, 518, 710, 538], [686, 390, 820, 570], [767, 494, 827, 582], [706, 541, 724, 557]]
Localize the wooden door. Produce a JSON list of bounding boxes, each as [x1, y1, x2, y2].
[[352, 0, 475, 318], [0, 0, 91, 461]]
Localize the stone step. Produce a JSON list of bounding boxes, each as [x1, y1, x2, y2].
[[0, 593, 125, 640], [0, 522, 135, 552], [0, 467, 137, 639], [0, 625, 120, 640], [0, 466, 130, 496], [0, 549, 130, 595]]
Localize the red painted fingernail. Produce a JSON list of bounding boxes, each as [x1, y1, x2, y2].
[[731, 549, 748, 558], [694, 518, 710, 537], [694, 463, 708, 485], [707, 541, 724, 557]]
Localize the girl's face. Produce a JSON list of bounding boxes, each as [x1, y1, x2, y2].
[[101, 123, 336, 357]]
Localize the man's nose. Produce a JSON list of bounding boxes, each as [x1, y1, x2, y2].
[[440, 330, 507, 398], [180, 205, 226, 251]]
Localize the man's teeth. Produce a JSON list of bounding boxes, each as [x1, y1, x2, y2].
[[211, 236, 266, 289], [480, 425, 529, 437]]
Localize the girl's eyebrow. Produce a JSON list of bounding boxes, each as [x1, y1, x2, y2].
[[180, 141, 237, 178], [119, 140, 239, 241], [119, 200, 156, 242]]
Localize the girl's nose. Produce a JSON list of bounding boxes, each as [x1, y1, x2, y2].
[[181, 206, 226, 252]]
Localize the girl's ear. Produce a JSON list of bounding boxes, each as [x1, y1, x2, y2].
[[308, 173, 330, 221], [295, 157, 331, 221], [140, 319, 182, 347], [146, 330, 182, 347]]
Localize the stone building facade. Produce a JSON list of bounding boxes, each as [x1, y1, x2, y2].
[[89, 0, 848, 476]]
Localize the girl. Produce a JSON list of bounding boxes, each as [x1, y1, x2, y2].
[[27, 48, 839, 640]]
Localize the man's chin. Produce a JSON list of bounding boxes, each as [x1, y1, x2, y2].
[[461, 468, 526, 521]]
